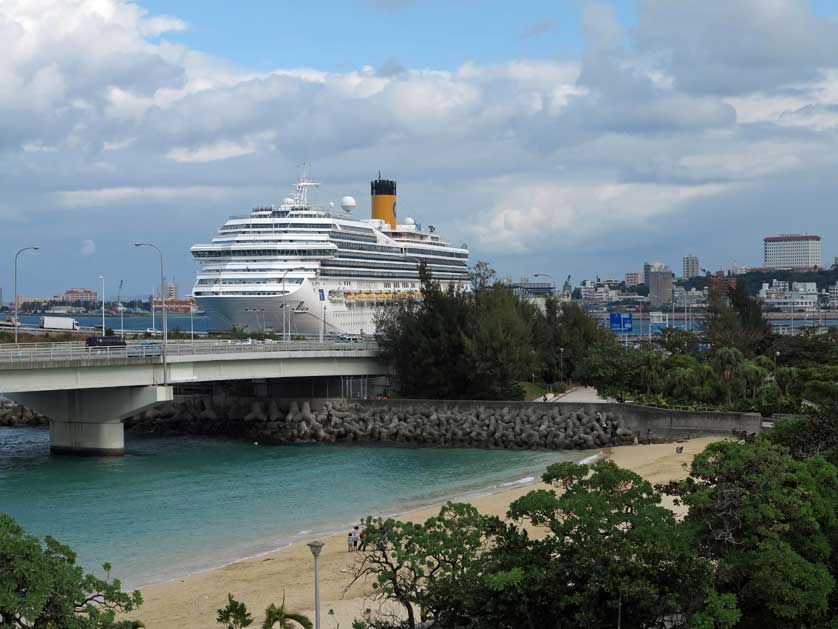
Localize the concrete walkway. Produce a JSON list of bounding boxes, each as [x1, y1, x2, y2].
[[555, 386, 610, 403]]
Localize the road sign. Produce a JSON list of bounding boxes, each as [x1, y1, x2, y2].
[[609, 313, 633, 333]]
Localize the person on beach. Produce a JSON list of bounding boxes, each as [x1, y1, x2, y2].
[[633, 433, 639, 446], [359, 529, 367, 551], [347, 530, 355, 552], [352, 526, 361, 550], [646, 429, 652, 445]]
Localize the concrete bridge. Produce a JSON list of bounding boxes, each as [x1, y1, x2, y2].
[[0, 339, 386, 455]]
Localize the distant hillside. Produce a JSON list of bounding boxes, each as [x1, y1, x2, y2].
[[679, 268, 838, 296]]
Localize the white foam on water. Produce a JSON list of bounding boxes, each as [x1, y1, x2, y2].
[[501, 476, 536, 487]]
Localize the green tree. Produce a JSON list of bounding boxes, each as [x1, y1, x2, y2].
[[262, 595, 312, 629], [0, 514, 143, 629], [484, 461, 716, 628], [217, 594, 253, 628], [349, 503, 494, 629], [671, 439, 837, 627], [704, 283, 771, 356]]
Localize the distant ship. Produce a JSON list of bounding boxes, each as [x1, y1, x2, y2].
[[191, 174, 470, 335]]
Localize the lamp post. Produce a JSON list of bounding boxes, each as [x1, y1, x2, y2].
[[13, 246, 39, 344], [99, 275, 105, 334], [307, 540, 325, 629], [117, 279, 125, 339], [559, 347, 564, 384], [244, 308, 265, 333], [533, 273, 555, 295], [190, 301, 195, 346], [280, 267, 305, 342], [134, 243, 168, 385]]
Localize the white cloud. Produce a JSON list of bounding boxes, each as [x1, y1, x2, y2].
[[56, 186, 240, 208], [80, 239, 96, 256], [166, 141, 256, 163]]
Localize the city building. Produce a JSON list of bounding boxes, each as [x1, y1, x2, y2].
[[624, 272, 642, 287], [509, 277, 555, 298], [165, 281, 178, 300], [59, 288, 98, 303], [674, 286, 708, 307], [758, 280, 818, 312], [648, 267, 673, 308], [763, 234, 821, 269], [682, 255, 700, 279], [709, 274, 737, 297], [829, 283, 838, 309], [643, 261, 667, 286]]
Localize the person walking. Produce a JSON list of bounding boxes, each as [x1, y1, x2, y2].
[[646, 429, 652, 445], [351, 526, 361, 551]]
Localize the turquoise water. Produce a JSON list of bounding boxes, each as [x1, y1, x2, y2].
[[0, 428, 591, 587]]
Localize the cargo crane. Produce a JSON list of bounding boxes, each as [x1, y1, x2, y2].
[[561, 275, 572, 298]]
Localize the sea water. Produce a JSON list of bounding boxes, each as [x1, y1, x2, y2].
[[0, 427, 592, 587]]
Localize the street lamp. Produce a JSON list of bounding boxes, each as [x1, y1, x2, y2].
[[533, 273, 555, 294], [281, 267, 306, 342], [189, 301, 195, 346], [99, 275, 105, 334], [13, 246, 39, 344], [134, 243, 168, 385], [307, 540, 325, 629], [244, 308, 266, 333], [559, 347, 565, 384]]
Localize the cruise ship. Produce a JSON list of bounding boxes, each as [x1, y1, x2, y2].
[[191, 175, 470, 336]]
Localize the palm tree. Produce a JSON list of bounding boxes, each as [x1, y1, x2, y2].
[[261, 594, 313, 629]]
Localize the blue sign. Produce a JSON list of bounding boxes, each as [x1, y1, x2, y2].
[[609, 313, 633, 333], [318, 289, 325, 302]]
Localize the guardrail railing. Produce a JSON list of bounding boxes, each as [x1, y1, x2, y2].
[[0, 338, 379, 367]]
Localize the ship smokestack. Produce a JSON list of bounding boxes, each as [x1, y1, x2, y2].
[[371, 175, 397, 229]]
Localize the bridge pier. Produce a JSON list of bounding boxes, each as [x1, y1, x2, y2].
[[8, 385, 173, 456]]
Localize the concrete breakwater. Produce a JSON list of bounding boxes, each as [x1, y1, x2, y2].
[[1, 396, 763, 449], [124, 398, 628, 449], [122, 397, 762, 448], [0, 399, 47, 427]]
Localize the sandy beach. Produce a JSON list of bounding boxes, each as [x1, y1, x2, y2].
[[135, 436, 718, 629]]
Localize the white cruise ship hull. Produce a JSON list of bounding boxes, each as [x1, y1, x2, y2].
[[196, 281, 383, 337]]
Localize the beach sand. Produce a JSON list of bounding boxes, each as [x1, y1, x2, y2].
[[135, 436, 718, 629]]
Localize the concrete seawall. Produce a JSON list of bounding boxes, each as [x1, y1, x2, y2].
[[1, 396, 762, 449], [121, 397, 760, 449]]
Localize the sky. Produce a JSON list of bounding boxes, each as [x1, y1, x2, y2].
[[3, 0, 838, 299]]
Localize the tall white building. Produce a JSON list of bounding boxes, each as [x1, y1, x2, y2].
[[763, 235, 821, 269], [682, 255, 700, 279]]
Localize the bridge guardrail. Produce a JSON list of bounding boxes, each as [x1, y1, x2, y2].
[[0, 338, 379, 367]]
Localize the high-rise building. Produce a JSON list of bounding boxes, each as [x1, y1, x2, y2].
[[643, 261, 667, 287], [165, 281, 178, 300], [682, 255, 700, 279], [624, 272, 642, 287], [648, 267, 673, 308], [763, 235, 821, 269]]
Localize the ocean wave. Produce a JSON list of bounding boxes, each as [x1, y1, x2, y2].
[[501, 476, 536, 487]]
